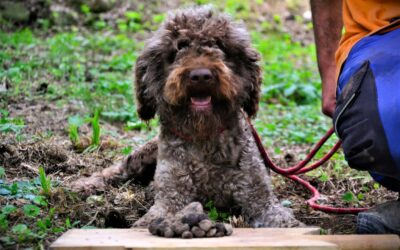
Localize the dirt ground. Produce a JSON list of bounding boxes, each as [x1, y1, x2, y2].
[[1, 97, 398, 238]]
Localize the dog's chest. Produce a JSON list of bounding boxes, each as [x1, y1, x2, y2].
[[157, 118, 263, 201], [165, 132, 250, 195]]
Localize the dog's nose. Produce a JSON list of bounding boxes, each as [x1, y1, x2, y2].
[[189, 68, 213, 84]]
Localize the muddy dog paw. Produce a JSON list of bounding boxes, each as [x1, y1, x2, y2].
[[69, 164, 124, 195], [70, 138, 158, 195], [148, 202, 233, 238], [69, 172, 106, 195]]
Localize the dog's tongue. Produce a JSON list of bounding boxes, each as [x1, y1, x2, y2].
[[190, 96, 211, 106]]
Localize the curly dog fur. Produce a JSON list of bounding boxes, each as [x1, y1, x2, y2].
[[133, 6, 300, 228], [72, 6, 301, 228]]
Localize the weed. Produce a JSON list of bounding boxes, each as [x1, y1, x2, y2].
[[0, 167, 5, 178], [23, 204, 41, 218], [0, 167, 78, 248], [121, 146, 133, 155], [342, 191, 356, 203], [91, 109, 101, 146], [68, 115, 84, 145], [38, 166, 51, 197], [205, 201, 229, 222], [80, 4, 91, 15], [0, 109, 25, 135]]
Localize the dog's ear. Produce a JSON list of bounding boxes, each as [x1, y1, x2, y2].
[[135, 40, 168, 121], [135, 53, 156, 121], [223, 22, 262, 118], [241, 47, 262, 118]]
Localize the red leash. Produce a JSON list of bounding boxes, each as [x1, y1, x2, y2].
[[248, 119, 368, 214]]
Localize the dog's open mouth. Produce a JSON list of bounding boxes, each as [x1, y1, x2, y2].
[[190, 96, 212, 111]]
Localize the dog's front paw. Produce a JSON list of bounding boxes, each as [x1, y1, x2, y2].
[[148, 202, 233, 238], [69, 172, 105, 195], [70, 164, 126, 196], [252, 204, 304, 228]]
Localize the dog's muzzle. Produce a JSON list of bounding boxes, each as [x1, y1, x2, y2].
[[188, 68, 215, 112]]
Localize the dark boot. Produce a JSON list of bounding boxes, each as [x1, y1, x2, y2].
[[357, 198, 400, 234]]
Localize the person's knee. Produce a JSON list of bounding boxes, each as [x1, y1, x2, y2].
[[334, 62, 400, 181]]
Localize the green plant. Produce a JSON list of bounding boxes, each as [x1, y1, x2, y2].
[[0, 167, 5, 178], [80, 4, 91, 15], [68, 115, 84, 145], [38, 166, 51, 196], [91, 109, 101, 146], [121, 146, 133, 155], [0, 169, 78, 247], [205, 201, 229, 222], [342, 191, 356, 203], [23, 204, 41, 218], [0, 110, 25, 134]]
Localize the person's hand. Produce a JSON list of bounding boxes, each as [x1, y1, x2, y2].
[[310, 0, 342, 118], [321, 76, 337, 117]]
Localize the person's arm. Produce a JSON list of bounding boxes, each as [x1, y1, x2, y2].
[[310, 0, 343, 117]]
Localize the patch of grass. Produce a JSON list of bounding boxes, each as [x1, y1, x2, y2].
[[0, 169, 79, 248], [253, 32, 320, 105], [255, 103, 332, 146], [1, 29, 140, 126], [0, 109, 25, 135]]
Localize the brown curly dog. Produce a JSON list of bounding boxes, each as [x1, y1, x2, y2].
[[72, 6, 302, 230]]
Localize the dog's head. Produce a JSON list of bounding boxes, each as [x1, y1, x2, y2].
[[135, 7, 261, 127]]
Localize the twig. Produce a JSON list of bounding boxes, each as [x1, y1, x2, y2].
[[20, 163, 39, 174], [84, 211, 99, 227]]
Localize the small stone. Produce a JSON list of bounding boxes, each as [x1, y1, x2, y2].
[[181, 231, 193, 239], [182, 213, 202, 227], [199, 219, 214, 232], [181, 202, 204, 214], [206, 228, 217, 237], [198, 214, 209, 221], [224, 223, 233, 236], [191, 226, 206, 238], [171, 221, 190, 235], [281, 199, 292, 208], [148, 218, 164, 236], [149, 218, 172, 237], [164, 227, 175, 238], [215, 231, 225, 237], [175, 202, 204, 220], [215, 222, 226, 234], [86, 195, 104, 205]]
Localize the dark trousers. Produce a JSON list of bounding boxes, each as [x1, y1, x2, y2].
[[333, 28, 400, 192]]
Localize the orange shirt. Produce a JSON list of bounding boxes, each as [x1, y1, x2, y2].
[[335, 0, 400, 79]]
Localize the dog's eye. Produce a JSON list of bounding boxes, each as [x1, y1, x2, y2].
[[216, 40, 225, 51], [177, 40, 190, 50], [167, 51, 176, 64]]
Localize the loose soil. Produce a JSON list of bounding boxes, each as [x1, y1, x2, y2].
[[1, 97, 398, 238]]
